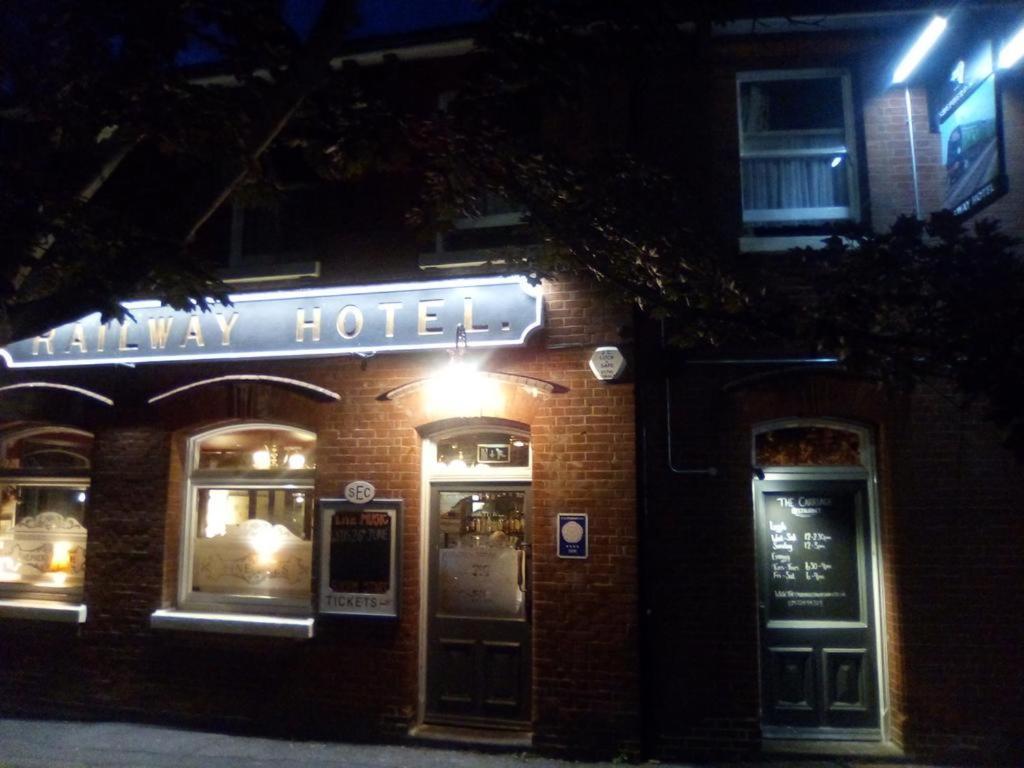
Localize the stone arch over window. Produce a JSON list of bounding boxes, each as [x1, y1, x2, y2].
[[0, 426, 93, 603], [0, 382, 113, 436], [381, 371, 562, 428], [148, 375, 340, 406], [0, 382, 113, 407], [150, 375, 332, 433]]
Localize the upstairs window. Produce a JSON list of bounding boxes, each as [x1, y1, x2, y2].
[[181, 424, 316, 614], [738, 70, 860, 230], [0, 428, 92, 600]]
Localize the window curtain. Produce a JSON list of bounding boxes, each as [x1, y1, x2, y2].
[[742, 157, 844, 210], [740, 83, 848, 213]]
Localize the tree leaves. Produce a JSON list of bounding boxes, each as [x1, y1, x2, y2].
[[0, 0, 356, 345], [800, 212, 1024, 454]]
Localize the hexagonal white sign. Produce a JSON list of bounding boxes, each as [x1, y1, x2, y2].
[[588, 346, 626, 381]]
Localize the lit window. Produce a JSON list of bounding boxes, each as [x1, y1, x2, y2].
[[434, 430, 531, 471], [181, 424, 316, 613], [0, 428, 92, 600], [755, 425, 863, 468], [737, 70, 860, 229]]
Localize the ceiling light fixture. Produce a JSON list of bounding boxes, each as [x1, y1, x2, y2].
[[893, 16, 948, 84], [999, 24, 1024, 69]]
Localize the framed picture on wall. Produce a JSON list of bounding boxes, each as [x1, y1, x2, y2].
[[477, 444, 511, 464]]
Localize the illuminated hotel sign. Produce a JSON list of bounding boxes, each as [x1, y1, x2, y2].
[[1, 276, 543, 369], [930, 40, 1007, 218]]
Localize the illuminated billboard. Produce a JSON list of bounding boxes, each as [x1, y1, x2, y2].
[[932, 42, 1007, 217]]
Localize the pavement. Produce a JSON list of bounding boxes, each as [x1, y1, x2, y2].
[[0, 718, 961, 768]]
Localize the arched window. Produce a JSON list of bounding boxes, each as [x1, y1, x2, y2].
[[426, 424, 532, 477], [180, 423, 316, 614], [754, 422, 866, 469], [0, 427, 92, 600]]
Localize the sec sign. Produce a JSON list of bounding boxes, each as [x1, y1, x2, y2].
[[344, 480, 376, 504]]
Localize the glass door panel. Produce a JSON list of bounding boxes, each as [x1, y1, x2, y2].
[[426, 482, 531, 726], [437, 489, 526, 619]]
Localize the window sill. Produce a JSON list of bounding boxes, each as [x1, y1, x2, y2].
[[452, 212, 527, 230], [0, 599, 87, 623], [149, 609, 314, 639], [218, 260, 321, 284], [740, 235, 844, 253], [418, 244, 538, 270]]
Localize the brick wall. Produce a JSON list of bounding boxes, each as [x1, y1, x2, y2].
[[852, 71, 1024, 761], [865, 78, 1024, 239], [634, 356, 762, 760], [882, 383, 1024, 762], [0, 276, 640, 755], [639, 351, 1024, 764]]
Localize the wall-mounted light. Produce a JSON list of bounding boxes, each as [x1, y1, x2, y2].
[[999, 24, 1024, 69], [893, 16, 948, 84], [830, 156, 844, 168], [425, 324, 504, 418]]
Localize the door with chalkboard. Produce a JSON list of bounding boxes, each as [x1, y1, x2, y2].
[[425, 483, 531, 727], [755, 478, 881, 737]]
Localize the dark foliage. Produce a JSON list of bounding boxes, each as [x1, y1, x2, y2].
[[804, 213, 1024, 453], [3, 0, 1024, 455], [0, 0, 357, 345]]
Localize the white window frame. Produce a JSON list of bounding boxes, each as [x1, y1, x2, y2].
[[417, 422, 533, 722], [0, 426, 92, 622], [424, 425, 533, 483], [737, 69, 861, 241], [175, 422, 316, 618]]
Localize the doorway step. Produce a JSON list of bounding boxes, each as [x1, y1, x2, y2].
[[762, 738, 904, 761], [407, 724, 533, 751]]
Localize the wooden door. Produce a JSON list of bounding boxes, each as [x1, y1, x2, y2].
[[425, 484, 531, 727], [755, 478, 881, 738]]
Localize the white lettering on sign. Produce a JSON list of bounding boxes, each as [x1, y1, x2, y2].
[[2, 276, 544, 368], [588, 346, 626, 381], [344, 480, 376, 505]]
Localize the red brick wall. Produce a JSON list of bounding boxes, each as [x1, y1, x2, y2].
[[865, 79, 1024, 239], [880, 383, 1024, 761], [641, 357, 1024, 763], [0, 276, 639, 754], [852, 76, 1024, 761]]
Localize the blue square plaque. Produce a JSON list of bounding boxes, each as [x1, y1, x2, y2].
[[557, 513, 588, 559]]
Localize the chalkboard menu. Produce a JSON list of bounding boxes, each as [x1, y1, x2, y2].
[[763, 490, 861, 622], [318, 498, 400, 618]]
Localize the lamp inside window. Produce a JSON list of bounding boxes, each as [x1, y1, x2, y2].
[[186, 424, 316, 609], [195, 426, 316, 471], [0, 428, 92, 598]]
